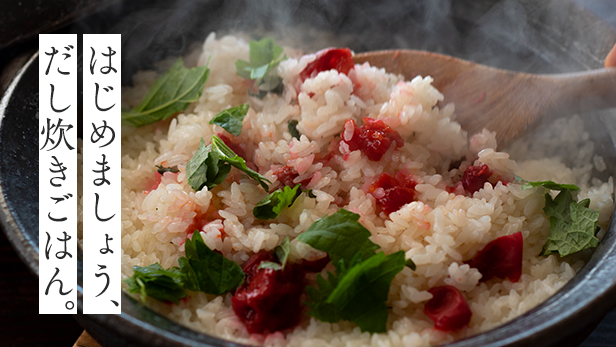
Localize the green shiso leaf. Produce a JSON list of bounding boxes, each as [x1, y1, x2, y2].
[[288, 120, 301, 140], [186, 135, 270, 192], [235, 38, 286, 94], [305, 269, 343, 323], [299, 208, 405, 332], [520, 179, 580, 191], [122, 58, 209, 127], [306, 251, 405, 333], [515, 178, 597, 256], [124, 233, 246, 302], [209, 104, 250, 136], [156, 164, 179, 175], [297, 209, 379, 265], [185, 138, 231, 191], [256, 261, 282, 271], [405, 258, 416, 271], [179, 232, 245, 295], [258, 237, 291, 271], [210, 135, 270, 191], [540, 189, 600, 257], [274, 236, 291, 269], [124, 263, 186, 304], [254, 184, 302, 220]]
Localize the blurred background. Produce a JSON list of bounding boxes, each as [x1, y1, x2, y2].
[[0, 0, 615, 346]]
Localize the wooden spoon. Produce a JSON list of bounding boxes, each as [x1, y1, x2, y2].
[[354, 50, 616, 147]]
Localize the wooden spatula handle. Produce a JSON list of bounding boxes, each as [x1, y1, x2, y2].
[[546, 68, 616, 116]]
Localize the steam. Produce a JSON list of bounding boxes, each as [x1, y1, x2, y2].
[[66, 0, 616, 78], [70, 0, 468, 81], [67, 0, 616, 178]]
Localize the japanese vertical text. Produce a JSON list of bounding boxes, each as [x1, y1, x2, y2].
[[83, 34, 121, 313], [39, 34, 78, 314]]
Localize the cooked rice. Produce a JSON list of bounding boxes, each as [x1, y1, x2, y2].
[[114, 33, 614, 346]]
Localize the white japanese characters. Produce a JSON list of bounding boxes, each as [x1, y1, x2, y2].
[[39, 34, 78, 314], [83, 34, 121, 314]]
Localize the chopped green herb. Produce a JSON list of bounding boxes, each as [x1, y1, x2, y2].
[[540, 189, 599, 257], [288, 120, 301, 140], [274, 236, 291, 269], [124, 233, 246, 302], [518, 179, 599, 257], [209, 104, 250, 136], [258, 237, 291, 271], [305, 269, 343, 323], [122, 58, 210, 127], [185, 138, 231, 191], [156, 164, 179, 175], [254, 184, 302, 220], [210, 135, 270, 191], [179, 232, 245, 295], [306, 251, 406, 333], [124, 263, 186, 304], [297, 209, 379, 265], [186, 135, 270, 192], [296, 208, 407, 332], [255, 261, 283, 271], [520, 179, 580, 191], [236, 38, 286, 94], [405, 258, 416, 271]]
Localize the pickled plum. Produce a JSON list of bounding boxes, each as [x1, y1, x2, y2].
[[466, 232, 523, 282], [231, 252, 329, 334], [461, 164, 492, 194], [300, 48, 354, 81], [342, 118, 404, 161], [273, 165, 311, 188], [424, 285, 472, 331], [368, 172, 417, 215]]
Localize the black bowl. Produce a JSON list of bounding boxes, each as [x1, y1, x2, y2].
[[1, 0, 616, 346]]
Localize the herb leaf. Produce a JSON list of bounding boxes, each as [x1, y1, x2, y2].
[[236, 38, 285, 92], [179, 232, 245, 295], [186, 136, 270, 192], [543, 189, 575, 222], [255, 261, 282, 270], [210, 135, 270, 191], [186, 138, 231, 191], [254, 184, 302, 220], [520, 180, 580, 191], [405, 258, 416, 271], [300, 209, 406, 332], [288, 120, 301, 140], [122, 58, 210, 127], [305, 270, 343, 323], [306, 251, 405, 333], [297, 209, 380, 265], [274, 236, 291, 269], [156, 164, 179, 175], [258, 237, 291, 271], [541, 189, 600, 257], [124, 263, 186, 304], [209, 104, 250, 136], [124, 233, 246, 302]]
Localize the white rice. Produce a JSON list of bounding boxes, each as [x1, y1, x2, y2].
[[115, 33, 614, 347]]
